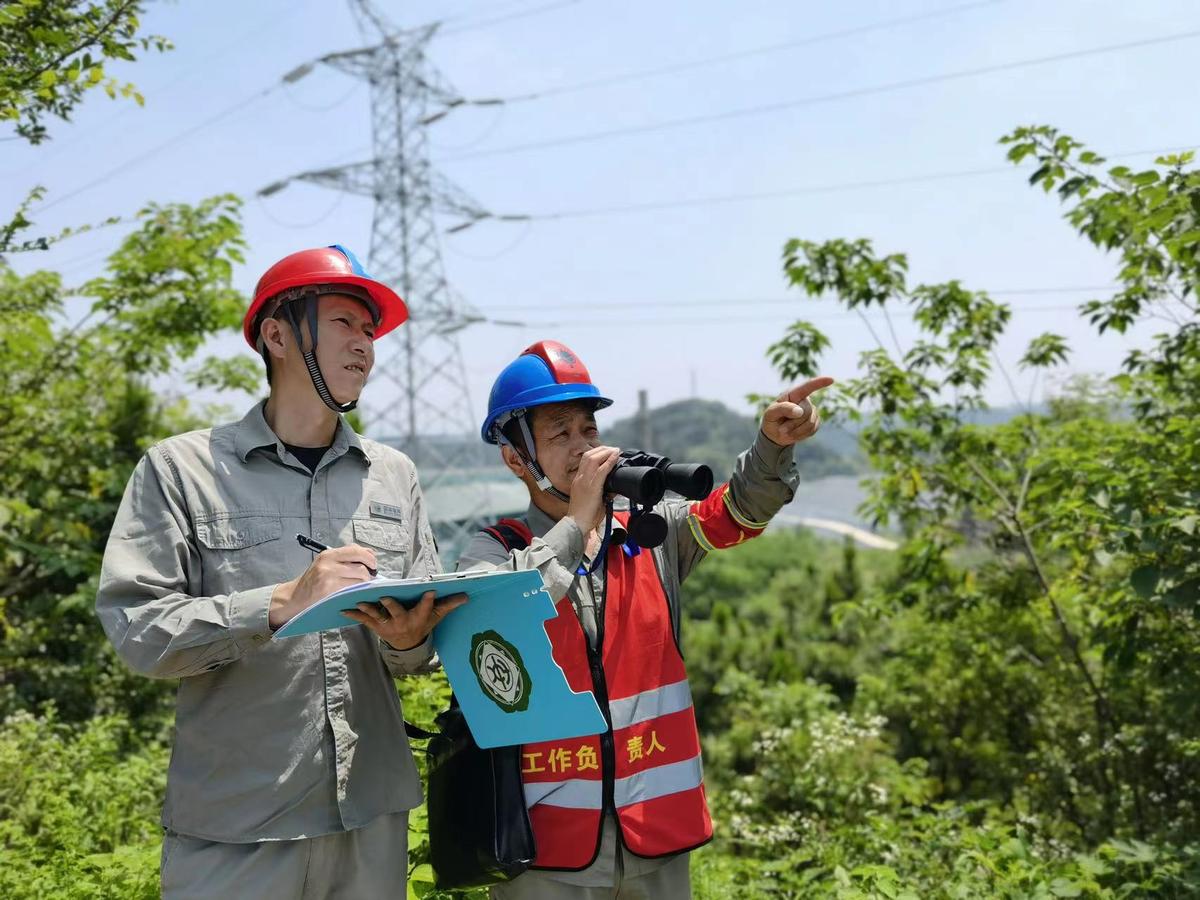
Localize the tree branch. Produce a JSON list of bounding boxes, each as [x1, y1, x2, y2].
[[14, 0, 142, 92], [962, 456, 1115, 732]]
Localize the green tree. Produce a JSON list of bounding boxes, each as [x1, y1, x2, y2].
[[1, 0, 171, 259], [0, 8, 265, 896], [0, 0, 168, 146], [0, 194, 253, 724], [0, 0, 256, 725], [761, 128, 1200, 850]]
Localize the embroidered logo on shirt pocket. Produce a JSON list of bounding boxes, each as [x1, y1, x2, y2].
[[196, 516, 282, 550]]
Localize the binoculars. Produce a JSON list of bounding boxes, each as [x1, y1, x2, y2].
[[603, 450, 714, 548]]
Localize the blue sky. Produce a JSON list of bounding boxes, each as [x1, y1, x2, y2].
[[7, 0, 1197, 436]]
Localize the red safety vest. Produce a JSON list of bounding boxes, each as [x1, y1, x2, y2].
[[483, 485, 763, 869]]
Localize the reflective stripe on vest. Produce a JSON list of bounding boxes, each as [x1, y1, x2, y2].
[[525, 755, 703, 811], [609, 679, 693, 731], [518, 513, 712, 870], [524, 778, 603, 810]]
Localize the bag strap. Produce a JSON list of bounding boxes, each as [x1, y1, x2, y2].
[[481, 518, 533, 553], [404, 692, 464, 742], [404, 720, 438, 740]]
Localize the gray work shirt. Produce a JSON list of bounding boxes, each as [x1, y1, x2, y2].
[[96, 401, 438, 843], [456, 431, 799, 887]]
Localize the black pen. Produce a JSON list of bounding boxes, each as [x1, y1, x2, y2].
[[296, 533, 377, 577]]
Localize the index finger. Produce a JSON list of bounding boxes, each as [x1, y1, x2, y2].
[[597, 449, 621, 473], [582, 446, 620, 469], [784, 376, 835, 404], [378, 591, 467, 614], [325, 544, 378, 567], [433, 591, 469, 614]]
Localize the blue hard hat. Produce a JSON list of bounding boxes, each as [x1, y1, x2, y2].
[[482, 340, 613, 444]]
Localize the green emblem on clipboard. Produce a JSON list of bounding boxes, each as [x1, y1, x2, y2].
[[470, 630, 531, 713]]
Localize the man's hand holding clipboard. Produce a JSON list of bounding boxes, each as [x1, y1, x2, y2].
[[271, 532, 467, 649]]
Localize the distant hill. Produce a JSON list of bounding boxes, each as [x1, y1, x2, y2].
[[376, 401, 1043, 479], [602, 398, 861, 480]]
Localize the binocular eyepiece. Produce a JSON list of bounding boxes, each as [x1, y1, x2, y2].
[[601, 450, 714, 549]]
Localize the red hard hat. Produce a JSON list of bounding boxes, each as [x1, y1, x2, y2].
[[242, 244, 408, 349]]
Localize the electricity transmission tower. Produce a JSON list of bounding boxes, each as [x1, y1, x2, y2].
[[262, 1, 516, 553]]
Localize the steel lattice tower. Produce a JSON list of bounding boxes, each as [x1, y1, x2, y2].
[[266, 2, 499, 553]]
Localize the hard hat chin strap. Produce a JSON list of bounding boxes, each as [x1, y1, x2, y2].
[[281, 291, 358, 414], [496, 413, 571, 503]]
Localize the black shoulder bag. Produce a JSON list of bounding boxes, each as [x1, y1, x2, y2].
[[408, 697, 535, 890], [407, 520, 539, 889]]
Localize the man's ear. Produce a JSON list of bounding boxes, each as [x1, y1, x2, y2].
[[260, 317, 289, 363], [500, 444, 528, 480]]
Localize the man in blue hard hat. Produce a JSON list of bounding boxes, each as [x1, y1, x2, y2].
[[458, 339, 833, 899]]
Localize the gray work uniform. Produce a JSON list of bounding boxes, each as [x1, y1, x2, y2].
[[456, 432, 799, 898], [96, 401, 439, 897]]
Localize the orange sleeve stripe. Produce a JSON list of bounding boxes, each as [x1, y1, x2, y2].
[[687, 483, 766, 551], [722, 489, 769, 530]]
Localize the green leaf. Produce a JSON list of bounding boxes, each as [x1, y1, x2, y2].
[[1074, 854, 1110, 877], [1049, 878, 1083, 898], [1130, 565, 1160, 598], [1174, 514, 1198, 536], [1020, 333, 1070, 369]]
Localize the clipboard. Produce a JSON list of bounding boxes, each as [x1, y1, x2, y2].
[[273, 568, 606, 748], [272, 569, 521, 639]]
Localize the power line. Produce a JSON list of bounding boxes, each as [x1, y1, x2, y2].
[[445, 142, 1194, 225], [56, 245, 115, 274], [537, 303, 1087, 328], [281, 78, 362, 113], [30, 21, 1193, 221], [438, 0, 582, 37], [443, 28, 1200, 162], [345, 0, 584, 41], [32, 137, 1194, 269], [33, 84, 281, 214], [434, 0, 560, 27], [30, 0, 981, 182], [502, 0, 1000, 103], [532, 165, 1010, 218], [20, 0, 580, 217], [16, 0, 309, 176], [430, 104, 509, 151], [255, 191, 346, 229], [484, 287, 1117, 313]]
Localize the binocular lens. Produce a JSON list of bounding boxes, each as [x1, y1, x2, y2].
[[604, 466, 666, 507], [627, 511, 668, 548], [663, 463, 713, 500]]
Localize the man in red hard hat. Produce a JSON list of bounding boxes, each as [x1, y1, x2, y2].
[[97, 245, 464, 898], [460, 340, 833, 898]]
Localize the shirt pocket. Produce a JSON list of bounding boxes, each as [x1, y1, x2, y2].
[[352, 517, 410, 577], [195, 514, 283, 593]]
